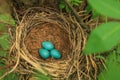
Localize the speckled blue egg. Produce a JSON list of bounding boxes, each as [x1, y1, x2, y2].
[[42, 41, 54, 50], [39, 48, 50, 59], [50, 49, 61, 59]]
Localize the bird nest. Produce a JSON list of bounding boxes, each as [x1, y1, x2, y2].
[[4, 7, 102, 80]]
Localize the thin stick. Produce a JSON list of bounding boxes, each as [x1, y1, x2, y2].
[[0, 63, 14, 71], [64, 0, 88, 30]]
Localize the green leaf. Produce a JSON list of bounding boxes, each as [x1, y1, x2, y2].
[[72, 2, 80, 6], [98, 52, 120, 80], [0, 51, 7, 57], [0, 59, 18, 80], [70, 0, 82, 6], [0, 60, 6, 80], [116, 54, 120, 63], [117, 43, 120, 53], [65, 6, 70, 13], [88, 0, 120, 19], [0, 24, 7, 32], [59, 0, 82, 13], [116, 43, 120, 62], [84, 22, 120, 54], [59, 3, 65, 9], [72, 0, 82, 3], [85, 4, 92, 14], [92, 10, 100, 18], [4, 72, 18, 80], [0, 14, 15, 26], [35, 72, 51, 80], [0, 34, 10, 50], [85, 4, 100, 18]]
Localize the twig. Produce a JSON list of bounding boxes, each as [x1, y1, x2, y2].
[[0, 63, 15, 71], [64, 0, 88, 30]]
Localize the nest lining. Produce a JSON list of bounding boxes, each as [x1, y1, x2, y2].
[[25, 23, 70, 61]]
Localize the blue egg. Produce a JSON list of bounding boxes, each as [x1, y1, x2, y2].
[[50, 49, 61, 59], [39, 48, 50, 59], [42, 41, 54, 50]]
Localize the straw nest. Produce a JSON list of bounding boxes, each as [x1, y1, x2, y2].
[[5, 7, 103, 80]]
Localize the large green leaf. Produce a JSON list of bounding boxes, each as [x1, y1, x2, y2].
[[88, 0, 120, 19], [84, 22, 120, 54], [98, 52, 120, 80]]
